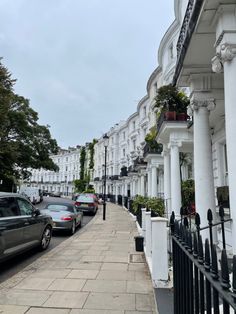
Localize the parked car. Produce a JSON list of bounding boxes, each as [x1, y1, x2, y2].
[[0, 192, 53, 262], [75, 194, 98, 215], [18, 186, 41, 204], [41, 202, 83, 235], [50, 191, 61, 197]]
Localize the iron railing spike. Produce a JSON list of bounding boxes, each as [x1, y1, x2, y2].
[[180, 206, 185, 216], [221, 249, 231, 290], [207, 208, 213, 223], [195, 212, 201, 227], [204, 239, 210, 271], [198, 235, 204, 265], [188, 230, 193, 253], [219, 205, 225, 219], [193, 232, 198, 258], [184, 216, 188, 228], [211, 244, 219, 280]]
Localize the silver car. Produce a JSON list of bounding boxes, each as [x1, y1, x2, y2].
[[41, 202, 83, 235], [0, 192, 53, 262]]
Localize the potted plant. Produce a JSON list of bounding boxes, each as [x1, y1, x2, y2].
[[144, 127, 163, 153], [154, 84, 190, 121]]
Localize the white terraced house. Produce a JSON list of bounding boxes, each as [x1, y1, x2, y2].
[[92, 0, 192, 208], [28, 145, 91, 197]]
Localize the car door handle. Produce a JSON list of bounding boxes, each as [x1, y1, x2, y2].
[[24, 222, 30, 225]]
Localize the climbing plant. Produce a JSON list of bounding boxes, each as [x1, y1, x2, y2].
[[79, 146, 86, 180], [89, 139, 98, 170]]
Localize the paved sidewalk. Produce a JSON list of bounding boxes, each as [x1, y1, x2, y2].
[[0, 203, 158, 314]]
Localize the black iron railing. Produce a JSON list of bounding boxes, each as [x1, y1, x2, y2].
[[123, 196, 128, 209], [117, 195, 122, 206], [170, 206, 235, 313], [143, 143, 163, 158], [109, 194, 116, 203]]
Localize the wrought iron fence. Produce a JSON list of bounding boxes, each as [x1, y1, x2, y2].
[[117, 195, 122, 206], [170, 206, 236, 314], [123, 196, 128, 209]]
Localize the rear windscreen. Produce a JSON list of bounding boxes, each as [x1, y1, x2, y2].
[[77, 196, 93, 202], [46, 204, 74, 212]]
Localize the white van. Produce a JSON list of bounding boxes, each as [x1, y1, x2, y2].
[[19, 186, 41, 204]]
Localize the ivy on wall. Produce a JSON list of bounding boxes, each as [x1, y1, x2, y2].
[[79, 146, 86, 180], [88, 139, 98, 170]]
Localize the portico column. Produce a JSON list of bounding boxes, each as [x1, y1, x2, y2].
[[151, 166, 158, 197], [169, 141, 181, 214], [137, 176, 141, 195], [213, 31, 236, 251], [140, 174, 145, 196], [163, 148, 171, 214], [148, 168, 152, 197], [191, 100, 216, 234]]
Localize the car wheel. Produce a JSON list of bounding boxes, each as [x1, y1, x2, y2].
[[40, 226, 52, 250], [71, 220, 76, 235]]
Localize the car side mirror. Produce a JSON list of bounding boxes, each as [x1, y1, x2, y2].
[[32, 208, 41, 216]]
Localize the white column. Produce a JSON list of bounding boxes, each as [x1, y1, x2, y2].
[[140, 174, 145, 196], [164, 148, 171, 214], [151, 166, 158, 197], [191, 100, 216, 236], [138, 177, 141, 195], [141, 208, 146, 238], [145, 211, 151, 258], [169, 141, 182, 214], [148, 169, 152, 197], [213, 38, 236, 252], [151, 217, 169, 287]]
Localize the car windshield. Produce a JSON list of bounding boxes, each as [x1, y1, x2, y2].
[[46, 204, 74, 212], [77, 195, 94, 202]]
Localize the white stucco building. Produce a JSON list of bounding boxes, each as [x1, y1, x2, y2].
[[92, 0, 192, 207], [29, 144, 91, 197]]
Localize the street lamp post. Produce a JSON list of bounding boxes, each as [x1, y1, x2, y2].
[[103, 133, 109, 220]]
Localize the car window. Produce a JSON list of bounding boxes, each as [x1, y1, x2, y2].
[[77, 195, 94, 202], [46, 204, 74, 213], [17, 198, 34, 216], [0, 197, 20, 217]]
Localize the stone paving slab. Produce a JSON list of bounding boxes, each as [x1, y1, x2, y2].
[[27, 308, 70, 314], [43, 291, 88, 308], [0, 304, 29, 314], [47, 278, 86, 291], [0, 203, 158, 313], [82, 279, 127, 293], [83, 292, 136, 311]]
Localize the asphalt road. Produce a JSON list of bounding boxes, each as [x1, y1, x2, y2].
[[0, 196, 94, 283]]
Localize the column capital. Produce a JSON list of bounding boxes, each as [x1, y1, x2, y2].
[[168, 140, 182, 149], [190, 99, 216, 112], [221, 43, 236, 62], [212, 44, 236, 73]]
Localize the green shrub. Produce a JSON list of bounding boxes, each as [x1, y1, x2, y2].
[[181, 179, 195, 207], [132, 195, 164, 217], [132, 195, 148, 214], [146, 197, 165, 217]]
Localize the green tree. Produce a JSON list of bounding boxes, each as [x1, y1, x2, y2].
[[73, 179, 86, 193], [0, 59, 59, 191]]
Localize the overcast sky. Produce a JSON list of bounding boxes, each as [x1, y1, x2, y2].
[[0, 0, 174, 148]]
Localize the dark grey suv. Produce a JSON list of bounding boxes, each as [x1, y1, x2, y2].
[[0, 192, 53, 261]]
